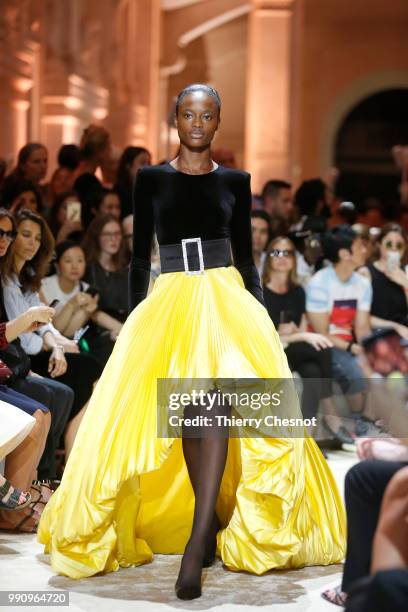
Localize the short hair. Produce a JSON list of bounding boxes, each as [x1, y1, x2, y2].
[[175, 84, 221, 117], [55, 240, 84, 262], [261, 180, 291, 202], [295, 179, 327, 216], [58, 144, 80, 170], [323, 224, 357, 263]]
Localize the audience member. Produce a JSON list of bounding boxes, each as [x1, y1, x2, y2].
[[57, 144, 80, 172], [359, 223, 408, 338], [261, 179, 294, 236], [293, 178, 332, 232], [250, 210, 272, 277], [40, 241, 95, 337], [1, 209, 102, 459], [48, 191, 84, 244], [114, 146, 151, 218], [262, 237, 338, 435], [122, 214, 133, 254], [92, 188, 121, 220], [306, 225, 376, 439], [0, 178, 42, 214], [82, 214, 129, 364], [322, 458, 408, 608], [357, 197, 384, 228], [0, 208, 72, 525]]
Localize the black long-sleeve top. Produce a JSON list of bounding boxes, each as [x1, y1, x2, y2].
[[128, 162, 265, 311]]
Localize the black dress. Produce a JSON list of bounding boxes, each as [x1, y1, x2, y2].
[[263, 284, 332, 418], [129, 163, 264, 310], [369, 263, 408, 325]]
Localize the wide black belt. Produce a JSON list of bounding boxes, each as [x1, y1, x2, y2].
[[159, 237, 232, 274]]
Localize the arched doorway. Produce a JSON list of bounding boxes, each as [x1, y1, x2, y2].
[[334, 88, 408, 212]]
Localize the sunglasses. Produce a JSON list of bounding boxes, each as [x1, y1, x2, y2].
[[384, 240, 404, 251], [0, 229, 17, 241], [270, 249, 294, 258]]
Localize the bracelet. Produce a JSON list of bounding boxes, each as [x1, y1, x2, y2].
[[53, 344, 65, 353]]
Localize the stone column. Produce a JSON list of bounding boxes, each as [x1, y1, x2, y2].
[[245, 0, 296, 193], [0, 3, 37, 164], [104, 0, 161, 158]]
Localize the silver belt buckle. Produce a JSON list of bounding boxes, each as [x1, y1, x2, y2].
[[181, 237, 205, 275]]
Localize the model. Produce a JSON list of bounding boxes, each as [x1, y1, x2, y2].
[[38, 84, 346, 601]]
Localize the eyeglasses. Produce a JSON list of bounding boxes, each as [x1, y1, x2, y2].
[[0, 229, 17, 241], [269, 249, 294, 258], [100, 231, 122, 239], [384, 240, 404, 251]]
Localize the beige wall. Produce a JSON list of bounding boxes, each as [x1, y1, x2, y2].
[[1, 0, 408, 188], [296, 0, 408, 181], [166, 15, 248, 166]]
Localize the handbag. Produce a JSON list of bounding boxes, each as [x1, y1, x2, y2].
[[0, 338, 31, 383]]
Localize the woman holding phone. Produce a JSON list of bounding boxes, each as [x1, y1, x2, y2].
[[40, 240, 115, 365], [359, 223, 408, 337], [1, 209, 102, 458]]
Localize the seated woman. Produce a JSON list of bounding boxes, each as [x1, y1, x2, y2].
[[40, 241, 97, 338], [1, 209, 102, 461], [359, 223, 408, 339], [262, 236, 353, 444], [81, 214, 129, 366]]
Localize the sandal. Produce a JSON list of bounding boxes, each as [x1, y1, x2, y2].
[[0, 502, 40, 533], [29, 485, 48, 515], [32, 479, 55, 502], [321, 585, 348, 607], [0, 478, 31, 511]]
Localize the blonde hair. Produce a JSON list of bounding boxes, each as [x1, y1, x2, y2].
[[262, 236, 298, 288]]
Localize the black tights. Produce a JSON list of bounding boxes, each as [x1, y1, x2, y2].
[[176, 388, 230, 590]]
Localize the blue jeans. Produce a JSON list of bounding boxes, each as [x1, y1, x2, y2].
[[331, 347, 366, 395]]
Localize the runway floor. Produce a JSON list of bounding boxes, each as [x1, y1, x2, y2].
[[0, 450, 356, 612]]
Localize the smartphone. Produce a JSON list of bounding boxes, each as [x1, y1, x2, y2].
[[386, 251, 401, 273], [66, 200, 81, 222], [85, 286, 99, 297], [362, 328, 408, 375], [49, 299, 60, 308], [73, 325, 90, 343]]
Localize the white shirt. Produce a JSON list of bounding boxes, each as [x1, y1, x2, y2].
[[2, 274, 62, 355], [41, 274, 89, 307]]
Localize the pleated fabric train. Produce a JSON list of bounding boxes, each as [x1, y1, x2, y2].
[[38, 265, 346, 579]]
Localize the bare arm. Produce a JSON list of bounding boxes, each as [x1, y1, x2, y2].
[[354, 309, 371, 343], [307, 311, 350, 350]]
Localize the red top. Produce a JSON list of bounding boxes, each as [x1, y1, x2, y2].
[[0, 322, 9, 350]]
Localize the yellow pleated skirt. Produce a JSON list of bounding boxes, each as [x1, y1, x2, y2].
[[37, 265, 346, 579]]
